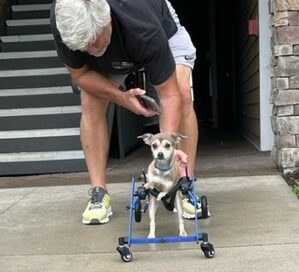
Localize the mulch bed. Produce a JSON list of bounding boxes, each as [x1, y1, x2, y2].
[[282, 172, 299, 187]]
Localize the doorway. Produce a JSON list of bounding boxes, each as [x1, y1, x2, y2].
[[171, 0, 273, 152], [171, 0, 236, 130]]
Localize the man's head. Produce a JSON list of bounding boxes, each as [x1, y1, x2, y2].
[[55, 0, 111, 54]]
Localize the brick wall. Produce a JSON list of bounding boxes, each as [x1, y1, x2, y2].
[[271, 0, 299, 173]]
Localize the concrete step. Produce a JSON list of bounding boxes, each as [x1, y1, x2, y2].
[[0, 0, 87, 176], [0, 134, 82, 154], [0, 50, 63, 70], [0, 111, 81, 131], [0, 155, 87, 176], [0, 67, 71, 89], [6, 18, 50, 35], [0, 34, 55, 52], [0, 91, 80, 109], [11, 4, 51, 19]]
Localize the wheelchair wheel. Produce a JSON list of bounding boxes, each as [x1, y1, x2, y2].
[[117, 246, 133, 262], [201, 242, 215, 258], [201, 195, 209, 219], [134, 199, 142, 222]]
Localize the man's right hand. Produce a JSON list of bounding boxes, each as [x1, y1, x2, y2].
[[122, 88, 158, 117]]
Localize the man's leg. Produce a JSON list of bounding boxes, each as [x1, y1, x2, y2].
[[80, 89, 109, 188], [176, 64, 198, 175], [175, 65, 204, 219], [80, 89, 112, 224]]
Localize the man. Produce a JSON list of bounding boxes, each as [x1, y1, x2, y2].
[[50, 0, 199, 224]]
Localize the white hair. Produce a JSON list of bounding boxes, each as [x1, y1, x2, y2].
[[55, 0, 111, 51]]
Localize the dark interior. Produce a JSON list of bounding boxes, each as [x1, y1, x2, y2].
[[171, 0, 236, 130]]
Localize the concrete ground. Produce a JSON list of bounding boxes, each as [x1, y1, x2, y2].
[[0, 175, 298, 272], [0, 126, 281, 189], [0, 128, 298, 271]]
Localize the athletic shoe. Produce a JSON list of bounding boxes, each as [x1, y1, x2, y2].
[[82, 186, 112, 224], [176, 192, 210, 219], [180, 192, 202, 219]]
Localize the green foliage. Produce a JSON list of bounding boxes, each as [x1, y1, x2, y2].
[[292, 180, 299, 199]]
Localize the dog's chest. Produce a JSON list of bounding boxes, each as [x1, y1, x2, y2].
[[147, 170, 176, 191]]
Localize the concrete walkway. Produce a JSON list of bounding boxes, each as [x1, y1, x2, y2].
[[0, 175, 298, 272]]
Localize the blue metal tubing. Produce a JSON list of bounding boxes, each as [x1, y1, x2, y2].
[[129, 234, 204, 244], [128, 177, 136, 246], [127, 174, 204, 247], [191, 175, 200, 242]]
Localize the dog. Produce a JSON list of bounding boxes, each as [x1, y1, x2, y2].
[[138, 132, 187, 238]]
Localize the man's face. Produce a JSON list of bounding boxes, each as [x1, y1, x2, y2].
[[86, 23, 112, 57]]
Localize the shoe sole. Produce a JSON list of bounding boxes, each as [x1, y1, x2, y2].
[[173, 206, 211, 219], [82, 208, 113, 225], [183, 207, 211, 219]]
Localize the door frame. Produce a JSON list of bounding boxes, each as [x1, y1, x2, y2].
[[259, 0, 273, 151]]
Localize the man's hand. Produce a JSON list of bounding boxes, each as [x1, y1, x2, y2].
[[174, 149, 188, 177], [122, 88, 158, 117]]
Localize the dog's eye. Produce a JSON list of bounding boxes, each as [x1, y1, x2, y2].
[[164, 143, 171, 149], [152, 143, 158, 149]]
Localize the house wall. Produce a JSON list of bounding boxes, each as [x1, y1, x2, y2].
[[270, 0, 299, 173], [235, 0, 260, 148]]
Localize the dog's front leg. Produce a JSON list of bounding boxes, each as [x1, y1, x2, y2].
[[148, 196, 158, 238], [143, 182, 154, 190], [175, 194, 187, 236], [157, 191, 167, 201]]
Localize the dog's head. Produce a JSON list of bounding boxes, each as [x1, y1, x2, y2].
[[138, 133, 186, 163]]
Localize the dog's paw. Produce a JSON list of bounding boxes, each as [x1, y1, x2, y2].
[[143, 183, 150, 189], [148, 233, 155, 239], [157, 192, 167, 201], [179, 230, 188, 237], [143, 183, 154, 190]]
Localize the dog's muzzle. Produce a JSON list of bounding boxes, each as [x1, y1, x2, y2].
[[157, 152, 164, 160]]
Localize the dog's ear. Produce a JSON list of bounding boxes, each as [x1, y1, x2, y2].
[[137, 133, 154, 145], [171, 133, 187, 144]]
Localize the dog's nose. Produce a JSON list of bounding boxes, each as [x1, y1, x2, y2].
[[157, 152, 164, 159]]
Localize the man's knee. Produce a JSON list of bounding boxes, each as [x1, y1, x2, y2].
[[80, 90, 109, 119]]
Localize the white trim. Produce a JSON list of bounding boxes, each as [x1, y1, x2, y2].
[[259, 0, 273, 151], [0, 128, 80, 139], [6, 18, 50, 26], [12, 4, 51, 12], [0, 150, 85, 163], [0, 34, 53, 42], [0, 106, 81, 117], [0, 67, 68, 77], [0, 50, 57, 59], [0, 86, 73, 97]]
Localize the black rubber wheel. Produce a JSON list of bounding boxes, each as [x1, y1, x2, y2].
[[134, 199, 142, 223], [201, 195, 208, 219], [201, 242, 215, 258], [121, 251, 133, 262], [117, 246, 133, 262]]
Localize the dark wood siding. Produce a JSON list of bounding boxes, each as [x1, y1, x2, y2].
[[235, 0, 260, 146]]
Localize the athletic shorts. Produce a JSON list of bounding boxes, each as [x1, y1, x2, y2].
[[169, 25, 196, 69], [107, 25, 196, 89]]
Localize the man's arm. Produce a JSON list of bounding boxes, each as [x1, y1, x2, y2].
[[67, 64, 157, 117], [154, 70, 181, 133]]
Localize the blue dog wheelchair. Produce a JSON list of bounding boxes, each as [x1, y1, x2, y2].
[[116, 169, 215, 262]]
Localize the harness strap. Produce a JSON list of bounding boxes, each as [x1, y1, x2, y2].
[[147, 176, 192, 211]]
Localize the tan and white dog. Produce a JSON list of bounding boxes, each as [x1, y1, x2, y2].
[[138, 132, 187, 238]]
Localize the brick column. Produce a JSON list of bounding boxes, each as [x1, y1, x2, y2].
[[270, 0, 299, 173]]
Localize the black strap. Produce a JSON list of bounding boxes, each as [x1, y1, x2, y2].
[[146, 176, 192, 211]]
